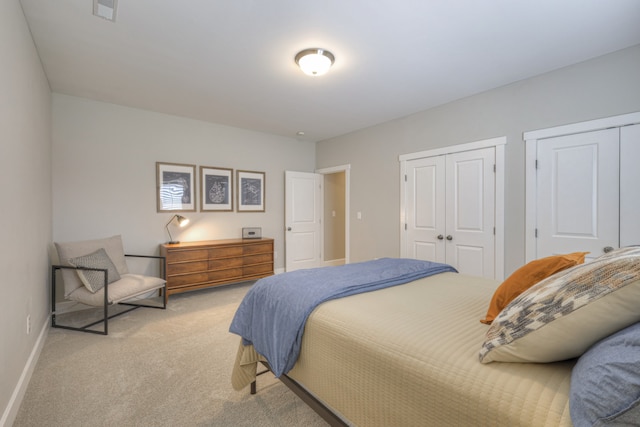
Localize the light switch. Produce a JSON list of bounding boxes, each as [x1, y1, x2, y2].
[[357, 212, 362, 220]]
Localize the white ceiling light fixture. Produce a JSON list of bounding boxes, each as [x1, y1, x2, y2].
[[295, 48, 335, 76], [93, 0, 118, 22]]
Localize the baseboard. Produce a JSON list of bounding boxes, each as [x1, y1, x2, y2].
[[274, 267, 285, 275], [1, 317, 49, 427]]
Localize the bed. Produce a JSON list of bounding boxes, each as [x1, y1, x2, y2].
[[230, 250, 640, 426]]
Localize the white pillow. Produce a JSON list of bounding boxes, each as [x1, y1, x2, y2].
[[479, 246, 640, 363]]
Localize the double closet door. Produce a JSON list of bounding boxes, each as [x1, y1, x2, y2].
[[526, 117, 640, 262], [403, 146, 496, 279]]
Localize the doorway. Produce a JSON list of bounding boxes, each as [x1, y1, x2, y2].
[[318, 165, 350, 267], [323, 171, 347, 266]]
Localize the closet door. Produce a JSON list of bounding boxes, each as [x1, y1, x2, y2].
[[620, 124, 640, 247], [445, 148, 495, 278], [405, 147, 495, 278], [405, 156, 446, 263], [536, 128, 619, 260]]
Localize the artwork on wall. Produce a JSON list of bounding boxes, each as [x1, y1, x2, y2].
[[156, 162, 196, 212], [200, 166, 233, 211], [237, 170, 265, 212]]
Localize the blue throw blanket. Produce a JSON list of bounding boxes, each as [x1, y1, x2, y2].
[[229, 257, 456, 377]]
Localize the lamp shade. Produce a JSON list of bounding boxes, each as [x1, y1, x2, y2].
[[295, 48, 335, 76], [175, 215, 189, 227]]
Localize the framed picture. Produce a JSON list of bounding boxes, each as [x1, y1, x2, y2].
[[237, 170, 265, 212], [200, 166, 233, 211], [156, 162, 196, 212]]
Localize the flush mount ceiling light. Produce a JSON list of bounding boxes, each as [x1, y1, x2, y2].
[[295, 48, 335, 76]]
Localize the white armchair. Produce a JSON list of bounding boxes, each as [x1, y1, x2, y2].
[[51, 235, 166, 335]]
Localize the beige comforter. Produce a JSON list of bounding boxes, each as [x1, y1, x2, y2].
[[232, 272, 574, 426]]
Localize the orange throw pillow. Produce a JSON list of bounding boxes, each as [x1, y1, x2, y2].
[[480, 252, 588, 325]]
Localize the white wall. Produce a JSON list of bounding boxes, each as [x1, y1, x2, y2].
[[52, 94, 315, 270], [0, 1, 52, 425], [316, 45, 640, 275]]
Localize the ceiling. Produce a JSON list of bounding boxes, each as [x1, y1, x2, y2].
[[19, 0, 640, 142]]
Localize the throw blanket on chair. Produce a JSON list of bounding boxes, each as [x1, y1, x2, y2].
[[229, 257, 457, 377]]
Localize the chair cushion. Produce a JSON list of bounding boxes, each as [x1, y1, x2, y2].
[[67, 274, 166, 306], [479, 246, 640, 363], [67, 248, 121, 293], [55, 235, 129, 296]]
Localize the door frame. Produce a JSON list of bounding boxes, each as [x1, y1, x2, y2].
[[523, 111, 640, 262], [399, 136, 506, 280], [316, 164, 351, 266]]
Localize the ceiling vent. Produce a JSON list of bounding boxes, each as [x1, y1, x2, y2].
[[93, 0, 118, 22]]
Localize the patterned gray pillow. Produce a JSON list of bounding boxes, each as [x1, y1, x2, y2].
[[67, 248, 121, 293], [479, 246, 640, 363]]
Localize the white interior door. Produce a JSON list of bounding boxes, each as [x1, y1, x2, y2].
[[405, 156, 446, 263], [285, 171, 322, 272], [536, 128, 619, 260], [404, 146, 496, 279], [445, 148, 495, 278]]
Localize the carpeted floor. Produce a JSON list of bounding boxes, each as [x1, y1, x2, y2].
[[14, 282, 327, 426]]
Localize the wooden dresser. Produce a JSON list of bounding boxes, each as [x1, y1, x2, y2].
[[159, 238, 274, 298]]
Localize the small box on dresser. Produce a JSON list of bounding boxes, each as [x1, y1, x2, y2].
[[160, 238, 274, 299]]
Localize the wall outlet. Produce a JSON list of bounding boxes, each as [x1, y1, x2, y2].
[[26, 314, 31, 335]]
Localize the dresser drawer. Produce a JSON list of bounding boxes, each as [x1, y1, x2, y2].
[[243, 242, 273, 255], [209, 246, 243, 259], [209, 257, 243, 270], [209, 268, 243, 282], [168, 272, 209, 287], [166, 249, 208, 263], [243, 253, 273, 266], [243, 263, 273, 276], [167, 260, 208, 275]]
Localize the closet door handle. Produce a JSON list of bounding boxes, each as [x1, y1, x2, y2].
[[437, 235, 444, 240], [603, 246, 614, 253], [446, 235, 453, 241]]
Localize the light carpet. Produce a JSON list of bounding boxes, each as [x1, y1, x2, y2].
[[14, 282, 327, 426]]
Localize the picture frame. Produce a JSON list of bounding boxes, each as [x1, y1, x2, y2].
[[236, 170, 265, 212], [156, 162, 196, 212], [200, 166, 233, 211]]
